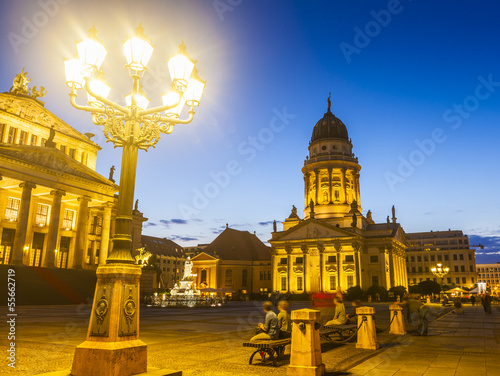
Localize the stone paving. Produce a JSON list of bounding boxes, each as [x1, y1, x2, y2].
[[348, 305, 500, 376]]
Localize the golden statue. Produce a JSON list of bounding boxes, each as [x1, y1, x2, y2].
[[10, 68, 31, 95]]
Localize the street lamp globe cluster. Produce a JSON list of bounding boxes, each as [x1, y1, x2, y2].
[[431, 263, 450, 279], [64, 24, 205, 376]]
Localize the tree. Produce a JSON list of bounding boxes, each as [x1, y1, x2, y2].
[[366, 285, 388, 301], [408, 285, 423, 294], [389, 285, 407, 300], [418, 280, 441, 295], [347, 285, 364, 300]]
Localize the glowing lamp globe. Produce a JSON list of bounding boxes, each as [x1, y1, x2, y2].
[[123, 24, 153, 72], [168, 42, 195, 89], [184, 68, 205, 107], [77, 25, 107, 74], [163, 93, 185, 118], [64, 58, 85, 89], [125, 91, 150, 110], [87, 73, 111, 106]]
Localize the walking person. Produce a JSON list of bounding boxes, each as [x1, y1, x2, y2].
[[482, 294, 492, 314], [470, 295, 476, 307], [398, 296, 429, 335]]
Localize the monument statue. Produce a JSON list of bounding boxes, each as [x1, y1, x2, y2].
[[327, 92, 331, 113], [109, 165, 115, 182], [273, 220, 277, 233], [31, 86, 47, 99], [45, 125, 56, 148], [386, 215, 390, 224], [10, 68, 31, 95], [182, 256, 193, 280], [392, 205, 395, 219], [134, 199, 139, 211], [366, 210, 372, 221], [352, 212, 357, 227], [134, 247, 152, 265]]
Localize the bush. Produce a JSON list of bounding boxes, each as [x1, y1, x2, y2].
[[366, 285, 388, 301], [418, 280, 441, 295], [389, 286, 407, 300], [346, 285, 364, 301], [408, 285, 423, 294]]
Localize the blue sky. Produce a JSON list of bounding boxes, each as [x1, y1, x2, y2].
[[1, 0, 499, 263]]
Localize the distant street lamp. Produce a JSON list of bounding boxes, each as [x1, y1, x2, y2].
[[65, 24, 205, 376], [431, 263, 450, 290]]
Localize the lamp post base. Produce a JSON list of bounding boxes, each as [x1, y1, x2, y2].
[[71, 264, 147, 376]]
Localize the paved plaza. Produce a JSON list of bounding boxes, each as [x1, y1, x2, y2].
[[1, 301, 498, 375]]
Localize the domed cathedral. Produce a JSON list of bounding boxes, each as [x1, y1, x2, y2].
[[270, 95, 408, 295]]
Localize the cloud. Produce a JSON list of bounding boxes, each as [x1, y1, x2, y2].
[[158, 218, 194, 228], [143, 222, 157, 227], [259, 221, 274, 226], [169, 234, 199, 243], [171, 218, 188, 225]]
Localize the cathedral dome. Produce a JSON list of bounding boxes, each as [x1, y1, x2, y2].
[[310, 111, 349, 142]]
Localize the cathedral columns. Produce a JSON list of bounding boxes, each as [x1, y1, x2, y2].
[[72, 196, 91, 269], [341, 168, 347, 204], [11, 182, 36, 265], [388, 246, 395, 288], [304, 173, 309, 208], [286, 246, 292, 292], [328, 168, 333, 204], [318, 245, 324, 292], [42, 189, 65, 268], [355, 172, 361, 205], [353, 244, 361, 286], [315, 169, 320, 204], [335, 243, 341, 290], [301, 245, 308, 292], [98, 202, 113, 265]]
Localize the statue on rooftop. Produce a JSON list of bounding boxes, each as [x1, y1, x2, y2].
[[31, 86, 47, 99], [10, 68, 31, 95], [135, 199, 139, 211], [366, 210, 372, 221], [109, 165, 115, 182], [45, 125, 56, 148], [327, 92, 331, 113]]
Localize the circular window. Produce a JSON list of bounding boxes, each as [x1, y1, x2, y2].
[[322, 146, 327, 150]]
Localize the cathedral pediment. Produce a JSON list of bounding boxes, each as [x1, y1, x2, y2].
[[191, 252, 219, 261], [0, 144, 115, 188], [271, 219, 356, 242], [0, 92, 99, 149]]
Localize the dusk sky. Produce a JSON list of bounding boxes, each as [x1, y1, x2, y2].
[[1, 1, 499, 263]]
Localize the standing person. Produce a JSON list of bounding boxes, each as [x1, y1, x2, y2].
[[470, 295, 476, 307], [325, 297, 347, 326], [277, 300, 292, 338], [482, 294, 492, 314], [398, 296, 429, 336], [250, 301, 280, 341]]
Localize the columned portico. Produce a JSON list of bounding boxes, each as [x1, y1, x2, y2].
[[11, 182, 36, 265], [99, 202, 113, 265], [73, 196, 91, 269], [43, 189, 65, 268]]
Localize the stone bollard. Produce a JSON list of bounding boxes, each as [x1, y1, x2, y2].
[[287, 309, 325, 376], [355, 306, 380, 350], [389, 304, 406, 335]]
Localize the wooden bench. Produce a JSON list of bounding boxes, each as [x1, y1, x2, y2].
[[243, 338, 291, 366], [320, 323, 358, 343]]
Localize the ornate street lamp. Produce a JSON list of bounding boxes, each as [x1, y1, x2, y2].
[[65, 24, 205, 376], [431, 263, 450, 290]]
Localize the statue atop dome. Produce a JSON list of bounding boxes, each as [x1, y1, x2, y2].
[[327, 92, 331, 113]]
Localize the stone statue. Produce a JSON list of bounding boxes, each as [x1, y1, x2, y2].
[[366, 210, 372, 221], [392, 205, 395, 219], [352, 212, 357, 227], [45, 125, 56, 148], [310, 199, 315, 219], [273, 220, 277, 232], [182, 256, 193, 280], [327, 92, 331, 113], [109, 165, 115, 182], [386, 215, 390, 224], [134, 247, 152, 265], [31, 86, 47, 99], [135, 199, 139, 211], [10, 68, 31, 95]]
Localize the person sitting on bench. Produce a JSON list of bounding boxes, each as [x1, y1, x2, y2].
[[347, 300, 361, 323], [277, 300, 292, 338], [325, 297, 347, 326], [250, 301, 280, 341]]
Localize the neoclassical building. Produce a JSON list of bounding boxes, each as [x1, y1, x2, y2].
[[0, 72, 145, 269], [270, 98, 408, 294]]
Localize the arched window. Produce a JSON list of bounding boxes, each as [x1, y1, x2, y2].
[[200, 269, 207, 284], [225, 269, 232, 285]]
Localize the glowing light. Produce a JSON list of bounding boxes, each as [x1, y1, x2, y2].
[[123, 24, 153, 72], [87, 71, 112, 106], [184, 67, 205, 107], [64, 58, 85, 89], [168, 42, 195, 90], [77, 25, 107, 73]]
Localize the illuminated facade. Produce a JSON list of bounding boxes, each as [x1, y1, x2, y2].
[[0, 74, 145, 269], [475, 263, 499, 291], [191, 227, 272, 295], [405, 230, 477, 287], [270, 99, 408, 294]]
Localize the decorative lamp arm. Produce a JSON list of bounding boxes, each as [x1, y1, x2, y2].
[[84, 78, 130, 115]]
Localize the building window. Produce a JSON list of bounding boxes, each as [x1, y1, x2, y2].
[[280, 257, 287, 265], [57, 236, 71, 269], [462, 277, 466, 284], [345, 255, 354, 263], [417, 256, 422, 262], [297, 276, 303, 291], [431, 255, 435, 261], [30, 232, 45, 267], [444, 255, 449, 261], [328, 255, 336, 263], [412, 267, 416, 273], [62, 209, 75, 230], [296, 257, 303, 264], [201, 269, 207, 284], [7, 127, 17, 143], [329, 275, 336, 290], [411, 256, 415, 262], [418, 267, 423, 273], [425, 267, 429, 272], [413, 278, 417, 284], [35, 204, 50, 227], [94, 241, 101, 265], [437, 255, 442, 261], [470, 266, 473, 272], [461, 265, 465, 272], [19, 131, 28, 145], [5, 197, 21, 221], [86, 240, 94, 264], [60, 145, 66, 153], [468, 254, 472, 260], [447, 277, 451, 283], [0, 123, 5, 142], [453, 254, 457, 261], [459, 254, 464, 261], [0, 228, 16, 264], [455, 277, 460, 284], [90, 216, 103, 235], [81, 152, 88, 165], [347, 275, 354, 288], [69, 148, 76, 158], [471, 277, 474, 284], [454, 266, 459, 272], [30, 134, 38, 146], [370, 255, 379, 263], [242, 269, 248, 286], [281, 276, 287, 291], [372, 275, 379, 286], [225, 269, 232, 285]]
